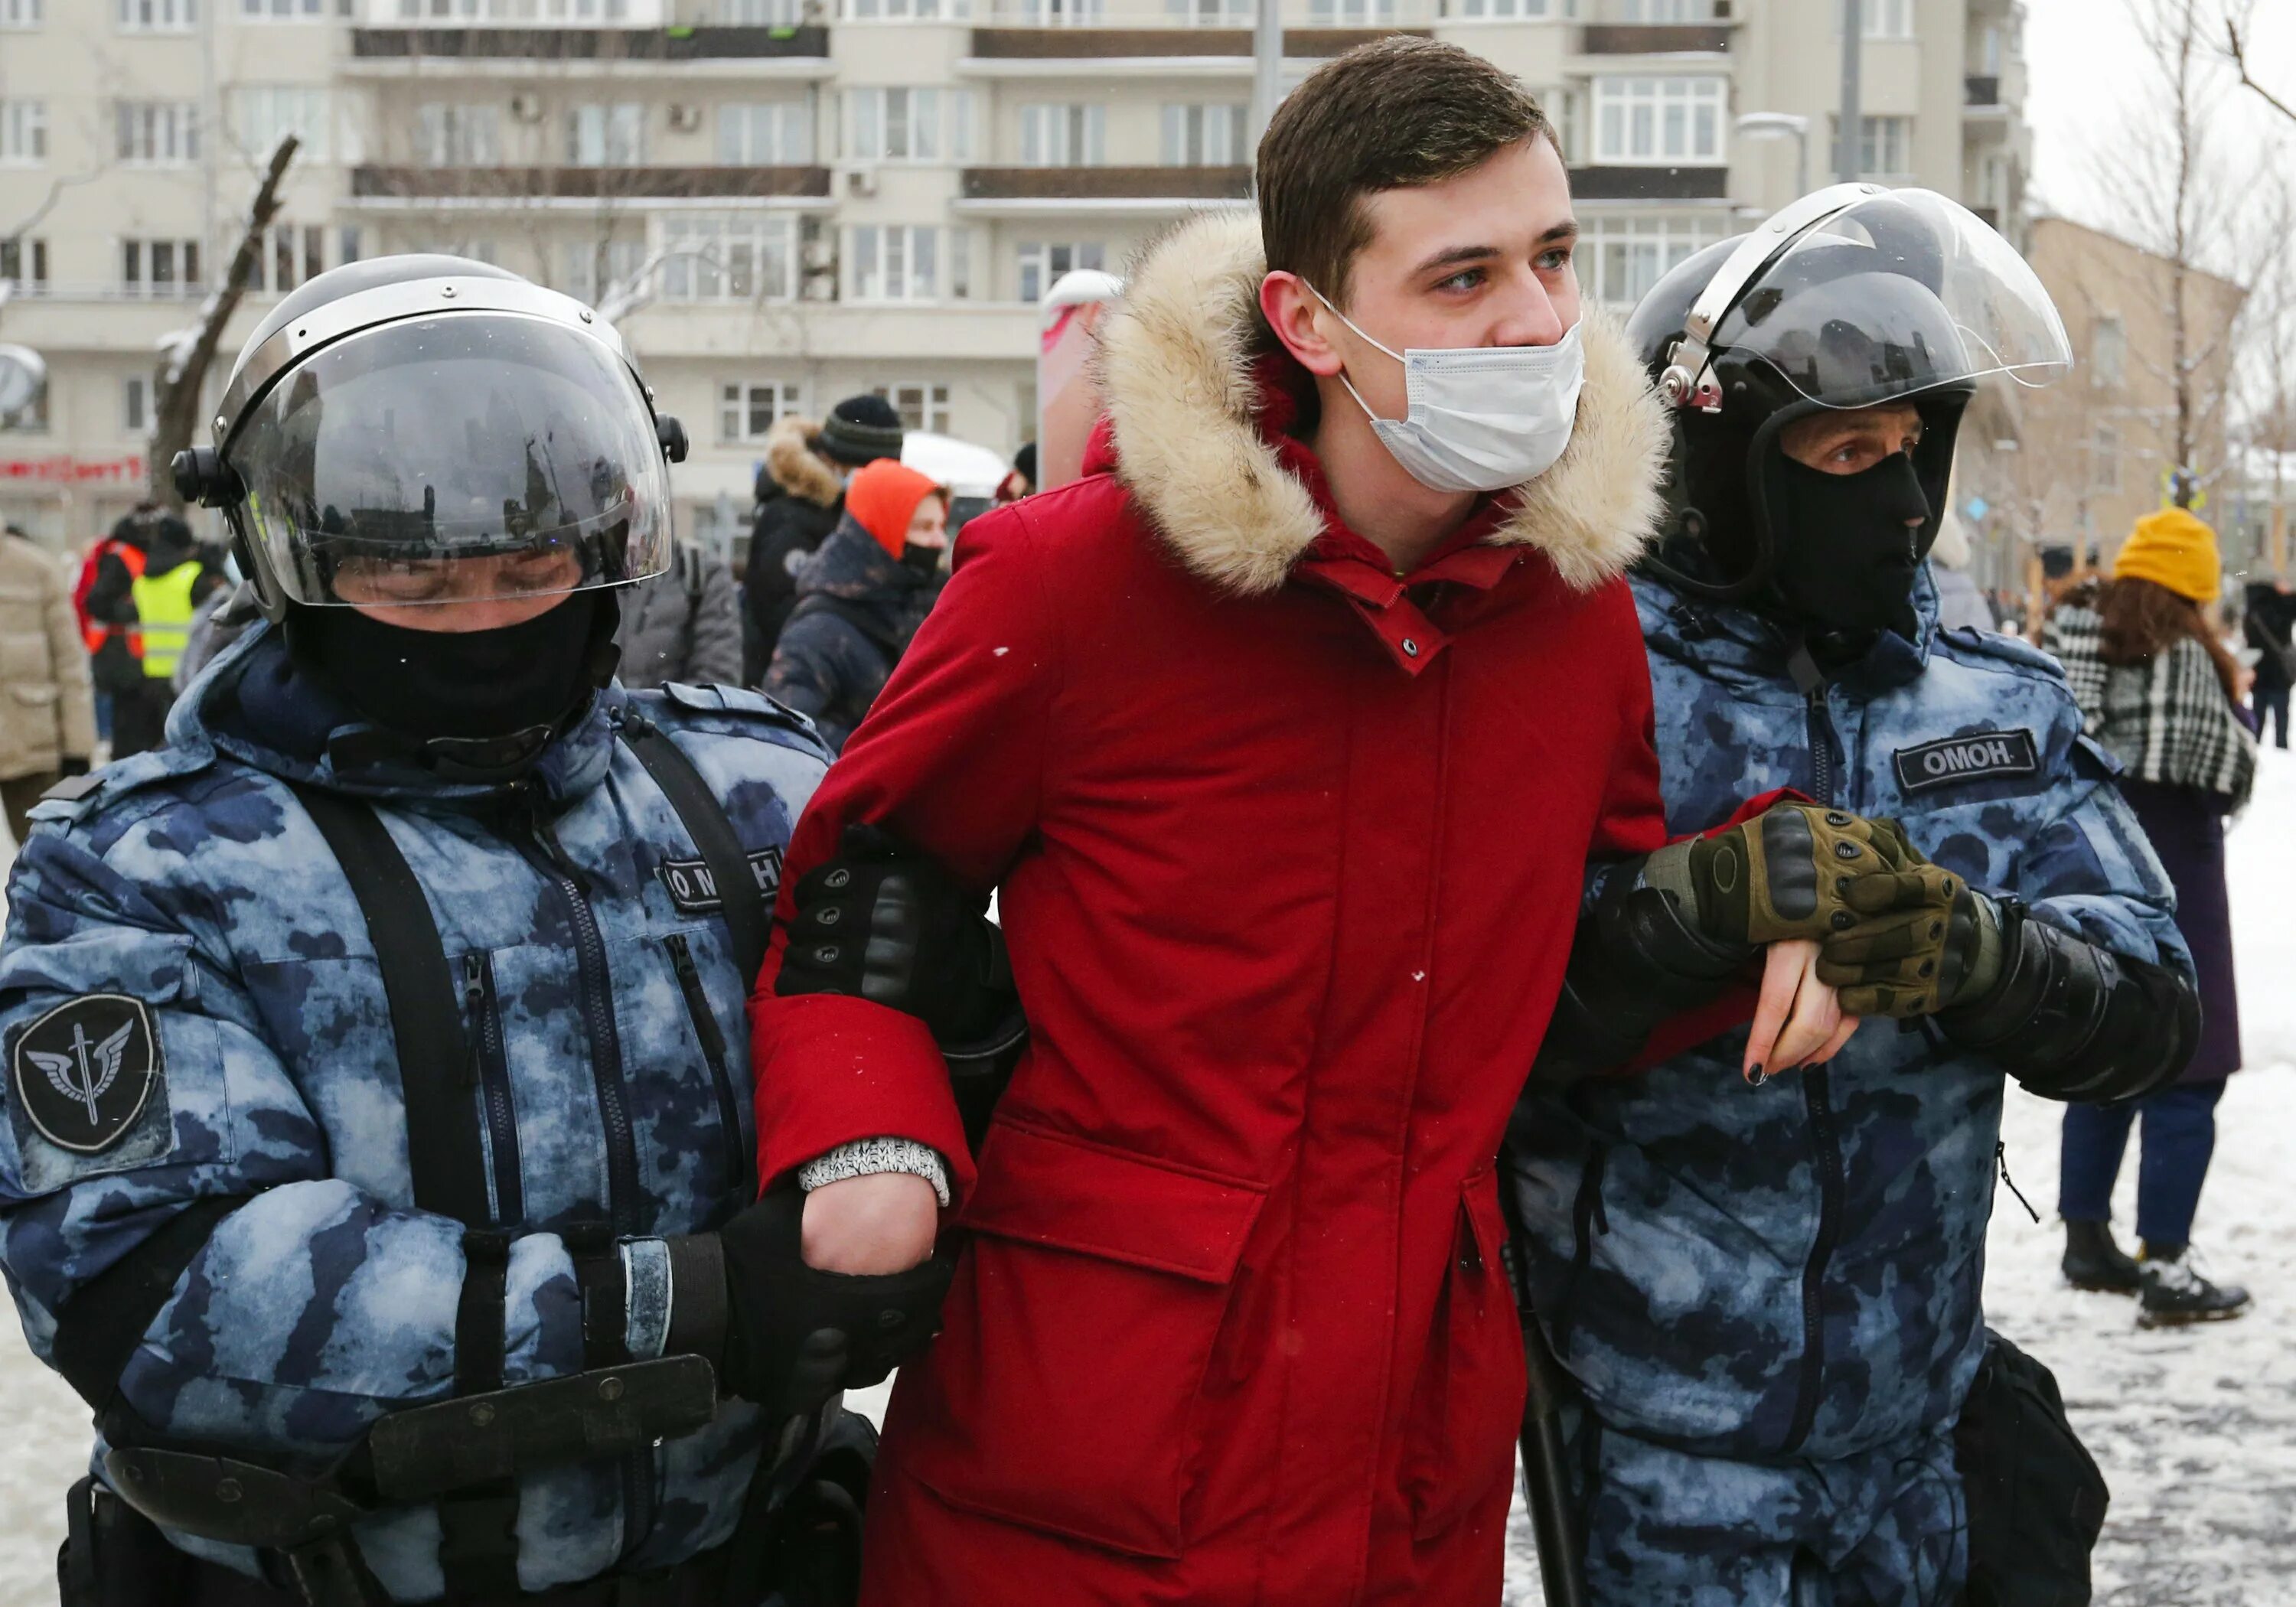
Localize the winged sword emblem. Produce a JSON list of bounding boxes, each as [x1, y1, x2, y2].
[[27, 1020, 136, 1129]]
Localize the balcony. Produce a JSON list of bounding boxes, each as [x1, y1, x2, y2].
[[1965, 73, 2001, 107], [956, 164, 1250, 214], [1569, 165, 1729, 201], [348, 24, 830, 65], [1580, 23, 1730, 54], [349, 164, 833, 202], [970, 23, 1407, 54]]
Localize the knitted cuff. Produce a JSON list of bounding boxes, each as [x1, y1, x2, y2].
[[797, 1136, 953, 1208]]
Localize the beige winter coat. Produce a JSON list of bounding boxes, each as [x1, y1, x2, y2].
[[0, 533, 97, 781]]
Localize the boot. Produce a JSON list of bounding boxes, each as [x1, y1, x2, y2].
[[2062, 1218, 2141, 1295], [2137, 1244, 2252, 1328]]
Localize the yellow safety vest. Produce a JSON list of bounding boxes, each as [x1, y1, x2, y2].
[[129, 562, 201, 680]]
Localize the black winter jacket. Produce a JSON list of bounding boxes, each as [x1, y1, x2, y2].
[[741, 417, 848, 681], [762, 516, 938, 752]]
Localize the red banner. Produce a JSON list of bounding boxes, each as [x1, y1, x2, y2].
[[0, 455, 146, 484]]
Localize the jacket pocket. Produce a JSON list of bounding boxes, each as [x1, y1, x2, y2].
[[1401, 1169, 1528, 1540], [895, 1118, 1267, 1560]]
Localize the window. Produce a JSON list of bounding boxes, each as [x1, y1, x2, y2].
[[1, 238, 47, 292], [124, 376, 151, 435], [875, 383, 950, 435], [719, 380, 804, 442], [1450, 0, 1551, 15], [849, 87, 944, 161], [253, 223, 329, 292], [660, 213, 798, 302], [717, 102, 812, 165], [116, 102, 201, 165], [121, 238, 205, 298], [1591, 77, 1724, 164], [340, 225, 364, 266], [843, 0, 967, 15], [242, 0, 334, 19], [1017, 241, 1104, 304], [397, 0, 632, 17], [1, 385, 45, 432], [847, 225, 950, 302], [1160, 103, 1246, 166], [569, 103, 645, 166], [2091, 318, 2126, 390], [1019, 103, 1104, 167], [562, 237, 647, 304], [723, 0, 798, 18], [1308, 0, 1392, 21], [2090, 424, 2119, 494], [1622, 0, 1712, 16], [0, 100, 45, 164], [235, 86, 332, 163], [1016, 0, 1101, 21], [1861, 0, 1912, 37], [417, 103, 501, 166], [1851, 114, 1912, 178], [0, 0, 41, 26], [1577, 214, 1725, 307], [117, 0, 196, 28], [1166, 0, 1248, 20], [406, 233, 498, 262]]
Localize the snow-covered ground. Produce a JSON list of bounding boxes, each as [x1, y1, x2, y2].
[[2, 755, 2294, 1605]]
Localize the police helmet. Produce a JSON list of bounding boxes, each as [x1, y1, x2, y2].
[[174, 255, 688, 624], [1626, 185, 2070, 603]]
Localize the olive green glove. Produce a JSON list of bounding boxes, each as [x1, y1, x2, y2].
[[1642, 804, 1953, 950], [1817, 877, 2006, 1019]]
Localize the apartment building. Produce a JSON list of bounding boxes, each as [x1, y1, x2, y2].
[[0, 0, 2030, 556]]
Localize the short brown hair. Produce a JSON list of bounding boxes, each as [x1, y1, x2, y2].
[[1257, 37, 1557, 308]]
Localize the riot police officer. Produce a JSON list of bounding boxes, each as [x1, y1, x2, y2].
[[0, 256, 949, 1606]]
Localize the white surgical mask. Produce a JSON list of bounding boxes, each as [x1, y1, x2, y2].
[[1308, 284, 1586, 495]]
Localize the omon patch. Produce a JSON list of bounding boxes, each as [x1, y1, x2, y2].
[[11, 994, 161, 1154], [1893, 729, 2040, 796], [659, 847, 784, 915]]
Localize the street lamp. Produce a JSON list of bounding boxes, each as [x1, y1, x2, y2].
[[1734, 112, 1812, 200]]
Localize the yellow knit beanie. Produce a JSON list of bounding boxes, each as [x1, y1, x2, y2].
[[2110, 508, 2222, 604]]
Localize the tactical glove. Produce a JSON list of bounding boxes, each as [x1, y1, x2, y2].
[[715, 1189, 956, 1420], [776, 823, 1013, 1048], [1644, 804, 1958, 950], [1816, 878, 1999, 1019]]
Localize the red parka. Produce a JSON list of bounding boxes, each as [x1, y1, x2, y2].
[[749, 210, 1674, 1605]]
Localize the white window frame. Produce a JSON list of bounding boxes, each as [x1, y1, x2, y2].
[[1165, 0, 1248, 21], [568, 102, 646, 166], [1577, 213, 1726, 308], [716, 101, 812, 165], [659, 213, 800, 303], [2090, 318, 2126, 390], [1861, 0, 1912, 38], [1017, 240, 1104, 305], [1856, 114, 1913, 178], [416, 102, 501, 166], [120, 237, 206, 299], [235, 86, 333, 164], [252, 222, 330, 293], [1621, 0, 1711, 17], [1590, 76, 1725, 165], [241, 0, 335, 20], [719, 380, 805, 443], [562, 236, 647, 305], [1019, 103, 1105, 168], [846, 224, 944, 303], [117, 0, 197, 29], [0, 237, 47, 290], [722, 0, 799, 18], [849, 86, 943, 162], [116, 101, 202, 165], [124, 375, 151, 435], [1450, 0, 1551, 16], [1159, 102, 1245, 166], [0, 99, 46, 164], [841, 0, 968, 16], [1307, 0, 1392, 21], [1015, 0, 1100, 21], [0, 0, 42, 27], [876, 382, 950, 435]]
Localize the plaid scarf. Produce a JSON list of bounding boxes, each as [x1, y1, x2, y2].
[[2045, 600, 2256, 808]]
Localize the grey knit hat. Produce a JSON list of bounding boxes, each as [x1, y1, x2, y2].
[[817, 393, 905, 468]]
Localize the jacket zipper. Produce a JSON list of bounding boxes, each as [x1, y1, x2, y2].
[[512, 802, 655, 1555], [1780, 654, 1847, 1456], [463, 952, 523, 1226], [665, 933, 751, 1200]]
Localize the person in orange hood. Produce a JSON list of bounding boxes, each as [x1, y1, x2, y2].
[[763, 458, 947, 751]]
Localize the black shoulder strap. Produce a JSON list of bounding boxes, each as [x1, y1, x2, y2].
[[620, 720, 771, 987], [51, 1195, 240, 1411], [287, 784, 492, 1231]]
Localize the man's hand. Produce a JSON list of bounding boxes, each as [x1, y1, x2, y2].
[[1743, 939, 1861, 1084], [801, 1172, 941, 1275], [1648, 804, 1957, 951]]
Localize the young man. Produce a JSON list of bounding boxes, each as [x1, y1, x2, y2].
[[750, 43, 1930, 1605], [1508, 191, 2198, 1605]]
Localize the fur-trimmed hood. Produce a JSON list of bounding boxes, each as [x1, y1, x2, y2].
[[764, 415, 846, 509], [1097, 210, 1668, 595]]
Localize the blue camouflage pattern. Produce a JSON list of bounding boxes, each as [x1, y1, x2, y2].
[[0, 621, 830, 1599], [1508, 568, 2188, 1606]]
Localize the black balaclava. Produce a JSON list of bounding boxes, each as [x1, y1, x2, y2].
[[1764, 450, 1933, 641], [290, 588, 618, 774], [899, 543, 943, 579]]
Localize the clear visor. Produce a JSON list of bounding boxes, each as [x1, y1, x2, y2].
[[1714, 189, 2072, 410], [229, 311, 671, 607]]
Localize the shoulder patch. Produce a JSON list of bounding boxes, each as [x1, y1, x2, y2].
[[659, 847, 785, 915], [10, 995, 163, 1155], [1893, 729, 2041, 795]]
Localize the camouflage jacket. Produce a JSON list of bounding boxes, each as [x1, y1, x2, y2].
[[1507, 569, 2189, 1464], [0, 624, 827, 1597]]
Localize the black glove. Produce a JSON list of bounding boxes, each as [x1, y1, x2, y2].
[[775, 823, 1015, 1048], [715, 1189, 955, 1419], [57, 757, 90, 778]]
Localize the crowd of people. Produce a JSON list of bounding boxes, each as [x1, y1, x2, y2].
[[0, 33, 2272, 1607]]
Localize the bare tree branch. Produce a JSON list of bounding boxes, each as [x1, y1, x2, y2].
[[2225, 17, 2296, 128]]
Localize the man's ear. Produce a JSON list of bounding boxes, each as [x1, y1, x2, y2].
[[1260, 270, 1345, 378]]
